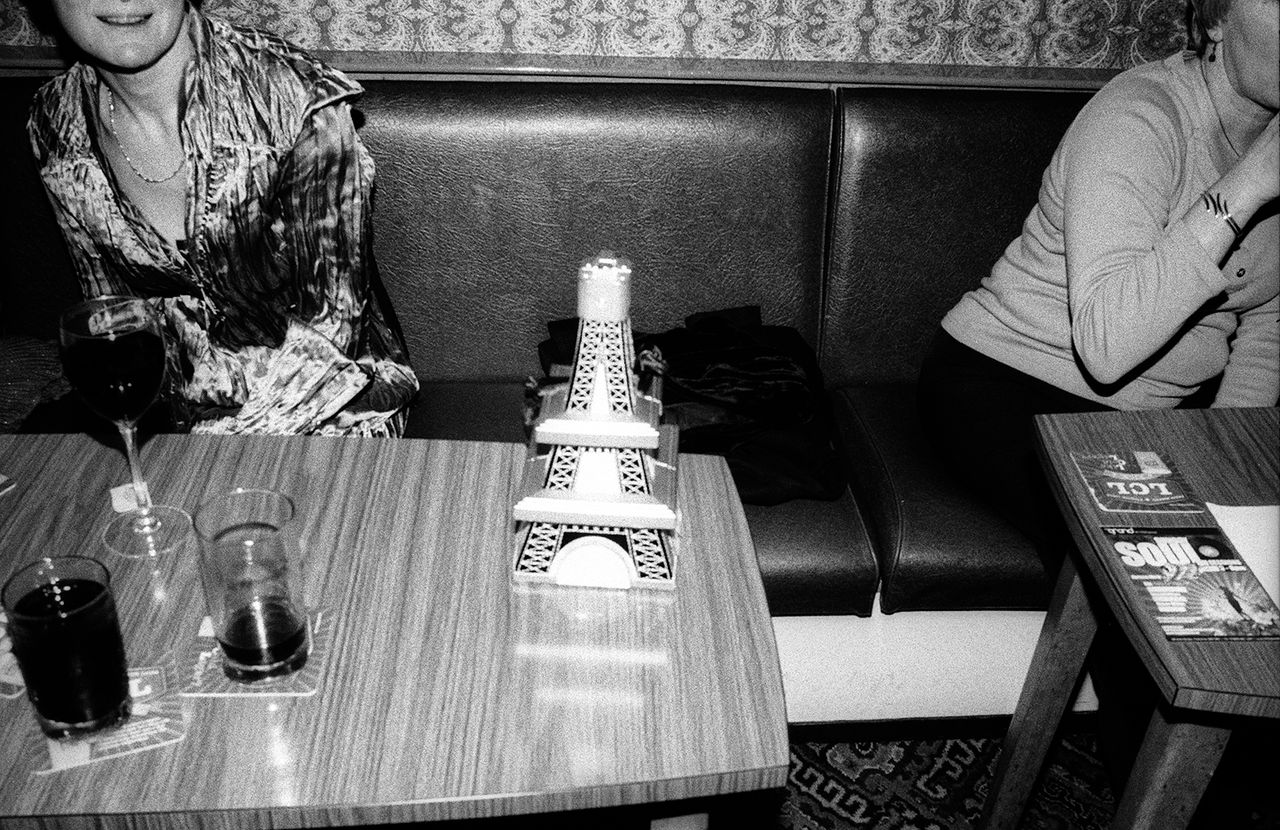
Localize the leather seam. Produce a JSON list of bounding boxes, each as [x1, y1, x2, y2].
[[839, 390, 903, 593], [817, 85, 841, 369]]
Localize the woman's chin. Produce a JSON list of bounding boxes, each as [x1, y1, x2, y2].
[[96, 51, 160, 73], [80, 12, 189, 75], [88, 35, 188, 75]]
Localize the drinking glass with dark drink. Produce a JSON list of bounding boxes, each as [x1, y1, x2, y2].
[[59, 297, 191, 559], [194, 488, 310, 681], [2, 556, 131, 738]]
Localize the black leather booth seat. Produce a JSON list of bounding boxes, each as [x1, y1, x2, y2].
[[823, 87, 1093, 613], [356, 80, 879, 616]]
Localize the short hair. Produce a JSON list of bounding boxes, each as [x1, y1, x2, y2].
[[1186, 0, 1232, 54]]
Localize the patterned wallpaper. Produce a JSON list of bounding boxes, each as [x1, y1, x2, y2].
[[0, 0, 1187, 79]]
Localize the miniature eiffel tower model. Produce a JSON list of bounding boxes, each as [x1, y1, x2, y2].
[[513, 255, 678, 590]]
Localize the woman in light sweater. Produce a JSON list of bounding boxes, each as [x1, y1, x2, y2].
[[919, 0, 1277, 555], [919, 0, 1277, 813]]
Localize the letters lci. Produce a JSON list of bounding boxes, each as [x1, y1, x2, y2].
[[1103, 480, 1176, 497]]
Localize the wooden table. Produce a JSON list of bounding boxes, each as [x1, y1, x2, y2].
[[0, 434, 788, 828], [983, 406, 1280, 830]]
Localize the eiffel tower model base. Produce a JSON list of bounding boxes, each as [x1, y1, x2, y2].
[[512, 521, 677, 591]]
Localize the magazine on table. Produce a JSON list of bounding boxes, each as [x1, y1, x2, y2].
[[1102, 526, 1280, 640], [1071, 450, 1205, 514]]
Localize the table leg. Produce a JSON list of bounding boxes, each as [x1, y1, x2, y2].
[[1109, 707, 1230, 830], [981, 556, 1098, 830]]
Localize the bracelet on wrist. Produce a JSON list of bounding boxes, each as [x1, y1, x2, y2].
[[1202, 191, 1243, 237]]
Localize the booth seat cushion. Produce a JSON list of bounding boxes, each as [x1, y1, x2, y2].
[[743, 491, 878, 616], [833, 384, 1050, 613]]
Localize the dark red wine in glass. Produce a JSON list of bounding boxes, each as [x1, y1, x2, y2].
[[59, 297, 191, 558], [60, 326, 165, 423]]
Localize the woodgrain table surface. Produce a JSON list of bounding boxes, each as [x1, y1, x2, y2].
[[984, 406, 1280, 830], [0, 434, 788, 829]]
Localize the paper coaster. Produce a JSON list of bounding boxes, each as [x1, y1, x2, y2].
[[181, 608, 331, 698], [109, 481, 150, 513], [0, 611, 25, 699], [35, 661, 186, 775]]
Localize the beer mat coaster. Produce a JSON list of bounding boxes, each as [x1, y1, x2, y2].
[[1, 611, 25, 699], [181, 608, 330, 698], [35, 661, 187, 775], [109, 480, 149, 513], [1070, 450, 1205, 514]]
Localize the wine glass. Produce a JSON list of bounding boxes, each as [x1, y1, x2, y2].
[[59, 296, 191, 558]]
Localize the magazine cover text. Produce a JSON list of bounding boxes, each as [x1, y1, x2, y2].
[[1103, 527, 1280, 639]]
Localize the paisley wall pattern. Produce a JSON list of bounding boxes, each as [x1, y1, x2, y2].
[[0, 0, 1187, 79]]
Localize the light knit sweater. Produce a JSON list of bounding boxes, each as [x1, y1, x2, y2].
[[943, 52, 1279, 410]]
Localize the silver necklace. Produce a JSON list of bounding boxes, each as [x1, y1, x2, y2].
[[104, 86, 184, 184]]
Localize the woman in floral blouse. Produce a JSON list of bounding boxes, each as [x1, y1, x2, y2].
[[28, 0, 417, 436]]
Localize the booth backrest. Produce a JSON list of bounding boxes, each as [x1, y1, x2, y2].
[[1, 78, 80, 343], [1, 77, 1097, 394], [355, 80, 834, 381], [821, 87, 1093, 389]]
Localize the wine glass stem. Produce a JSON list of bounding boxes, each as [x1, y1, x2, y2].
[[117, 422, 155, 516]]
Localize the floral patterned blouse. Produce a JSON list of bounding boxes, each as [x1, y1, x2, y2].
[[27, 11, 417, 436]]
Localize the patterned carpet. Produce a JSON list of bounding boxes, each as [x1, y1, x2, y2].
[[780, 731, 1116, 830]]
